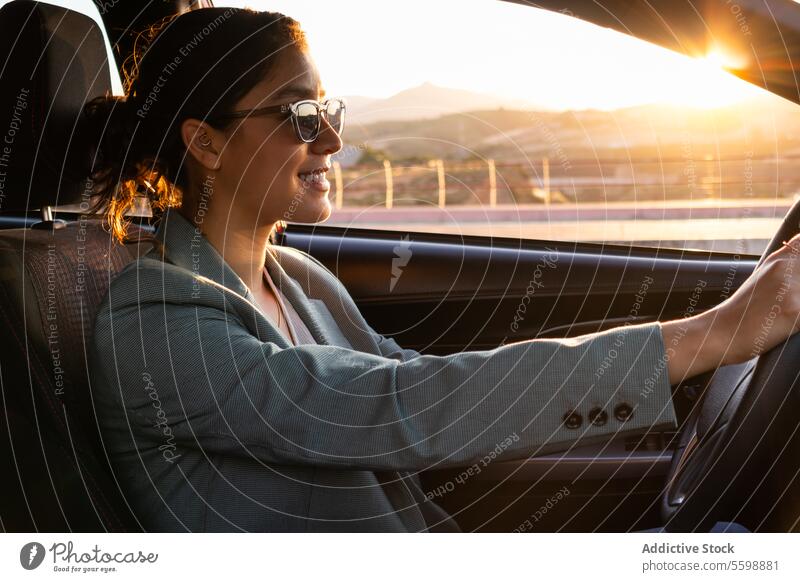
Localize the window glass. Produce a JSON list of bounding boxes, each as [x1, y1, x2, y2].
[[196, 2, 800, 252]]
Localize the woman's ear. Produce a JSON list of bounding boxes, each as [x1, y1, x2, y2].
[[181, 118, 222, 170]]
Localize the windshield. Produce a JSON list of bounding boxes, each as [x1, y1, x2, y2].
[[116, 0, 800, 253]]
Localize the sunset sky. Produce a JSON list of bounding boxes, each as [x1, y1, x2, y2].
[[226, 0, 769, 111], [27, 0, 775, 111]]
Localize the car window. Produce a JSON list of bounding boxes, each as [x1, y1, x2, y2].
[[218, 0, 797, 255]]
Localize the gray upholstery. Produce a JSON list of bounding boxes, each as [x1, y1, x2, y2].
[[0, 220, 151, 530], [0, 1, 130, 531]]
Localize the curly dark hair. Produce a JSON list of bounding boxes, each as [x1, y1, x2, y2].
[[80, 7, 307, 243]]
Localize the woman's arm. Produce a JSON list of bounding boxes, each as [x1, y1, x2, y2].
[[92, 299, 675, 472], [664, 232, 800, 385]]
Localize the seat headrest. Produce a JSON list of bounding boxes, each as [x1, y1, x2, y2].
[[0, 1, 113, 212]]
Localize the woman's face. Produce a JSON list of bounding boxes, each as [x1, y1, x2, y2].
[[216, 48, 342, 226]]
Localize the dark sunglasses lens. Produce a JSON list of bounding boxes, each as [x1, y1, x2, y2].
[[326, 100, 345, 134], [295, 102, 319, 141]]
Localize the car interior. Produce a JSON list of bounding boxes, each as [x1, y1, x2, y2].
[[1, 0, 800, 533]]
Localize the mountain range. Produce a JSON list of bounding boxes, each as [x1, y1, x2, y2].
[[335, 82, 800, 166], [343, 81, 544, 125]]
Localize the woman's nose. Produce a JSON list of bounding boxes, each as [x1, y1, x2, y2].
[[311, 115, 343, 155]]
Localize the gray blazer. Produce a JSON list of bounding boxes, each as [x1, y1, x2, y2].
[[90, 208, 676, 532]]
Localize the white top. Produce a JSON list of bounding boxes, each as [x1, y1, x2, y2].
[[262, 265, 316, 346]]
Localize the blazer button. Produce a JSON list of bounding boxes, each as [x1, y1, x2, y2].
[[614, 402, 633, 422], [562, 410, 582, 429], [588, 407, 608, 427]]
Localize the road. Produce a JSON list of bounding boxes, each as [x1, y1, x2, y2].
[[324, 199, 792, 253]]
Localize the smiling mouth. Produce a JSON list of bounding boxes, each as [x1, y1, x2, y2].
[[297, 167, 331, 191], [297, 166, 330, 183]]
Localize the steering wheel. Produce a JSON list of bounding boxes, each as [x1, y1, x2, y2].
[[661, 199, 800, 532]]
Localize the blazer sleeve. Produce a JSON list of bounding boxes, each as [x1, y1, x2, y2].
[[92, 300, 677, 472]]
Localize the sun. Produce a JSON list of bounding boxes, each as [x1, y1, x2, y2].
[[655, 47, 759, 109], [699, 49, 738, 70]]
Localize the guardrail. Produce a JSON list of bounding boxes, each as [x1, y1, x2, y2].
[[330, 154, 800, 209]]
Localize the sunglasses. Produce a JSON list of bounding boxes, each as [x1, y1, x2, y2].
[[207, 98, 346, 143]]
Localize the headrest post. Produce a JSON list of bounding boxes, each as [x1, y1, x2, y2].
[[31, 206, 67, 230]]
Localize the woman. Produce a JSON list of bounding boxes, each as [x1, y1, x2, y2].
[[86, 8, 800, 532]]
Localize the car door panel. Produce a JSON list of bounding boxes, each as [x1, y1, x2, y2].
[[281, 223, 754, 531], [282, 224, 755, 352]]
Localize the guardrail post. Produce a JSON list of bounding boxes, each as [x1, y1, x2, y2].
[[332, 161, 343, 209], [542, 157, 550, 205], [383, 159, 393, 209], [488, 159, 497, 207], [436, 159, 446, 208]]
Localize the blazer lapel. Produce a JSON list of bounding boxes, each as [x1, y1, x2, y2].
[[150, 209, 291, 346], [153, 208, 253, 301], [263, 244, 384, 355], [152, 208, 350, 348]]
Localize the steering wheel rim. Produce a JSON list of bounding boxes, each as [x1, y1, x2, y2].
[[660, 199, 800, 532]]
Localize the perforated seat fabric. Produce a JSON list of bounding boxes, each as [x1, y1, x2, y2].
[[0, 221, 153, 531]]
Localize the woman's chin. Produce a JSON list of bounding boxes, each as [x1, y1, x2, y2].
[[311, 204, 332, 223], [289, 200, 332, 224]]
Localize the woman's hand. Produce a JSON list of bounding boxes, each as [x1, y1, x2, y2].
[[664, 232, 800, 385]]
